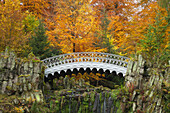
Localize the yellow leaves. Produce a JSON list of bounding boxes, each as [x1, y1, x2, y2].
[[113, 46, 118, 50], [107, 16, 120, 31], [0, 0, 31, 55], [73, 72, 103, 81], [21, 0, 51, 18], [118, 52, 127, 56]]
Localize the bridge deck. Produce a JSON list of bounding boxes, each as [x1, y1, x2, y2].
[[42, 52, 129, 77]]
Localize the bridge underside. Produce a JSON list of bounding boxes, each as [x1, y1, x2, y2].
[[44, 64, 125, 89], [45, 62, 127, 77]]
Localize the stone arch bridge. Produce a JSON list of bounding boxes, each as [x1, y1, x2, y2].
[[42, 52, 129, 78]]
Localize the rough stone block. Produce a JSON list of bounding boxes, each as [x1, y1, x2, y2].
[[23, 84, 27, 92], [128, 61, 134, 75], [132, 90, 136, 101], [126, 76, 134, 83], [18, 77, 23, 84], [30, 92, 35, 101], [13, 76, 18, 84], [9, 72, 14, 79], [34, 91, 44, 103], [138, 54, 146, 68], [0, 72, 4, 81], [7, 58, 11, 69], [13, 98, 19, 105], [133, 103, 136, 112], [132, 61, 138, 72], [24, 62, 29, 71], [23, 77, 26, 84], [10, 58, 15, 70], [7, 52, 16, 70], [12, 84, 17, 91], [29, 69, 33, 76], [149, 75, 155, 87], [8, 79, 13, 87], [20, 67, 25, 75], [29, 61, 33, 68], [33, 62, 41, 73], [19, 85, 23, 93], [26, 75, 32, 82], [32, 73, 39, 83], [27, 83, 32, 91], [3, 70, 9, 81], [139, 68, 144, 75], [16, 64, 21, 75], [1, 81, 7, 94], [0, 57, 7, 69]]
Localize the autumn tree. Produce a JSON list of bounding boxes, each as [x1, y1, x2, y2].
[[98, 10, 113, 53], [91, 0, 132, 54], [0, 0, 30, 56], [46, 0, 104, 53], [94, 8, 115, 53], [138, 12, 169, 67], [111, 1, 169, 56]]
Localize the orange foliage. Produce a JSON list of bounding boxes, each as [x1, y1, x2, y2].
[[1, 0, 168, 58], [92, 0, 127, 17], [21, 0, 51, 18], [0, 0, 30, 55], [111, 1, 169, 56], [71, 72, 104, 81], [92, 0, 134, 54], [46, 0, 104, 53]]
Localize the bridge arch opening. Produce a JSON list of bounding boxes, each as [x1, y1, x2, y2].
[[66, 69, 72, 76], [79, 68, 85, 75], [92, 68, 97, 74], [118, 72, 123, 78], [54, 72, 60, 79], [73, 68, 78, 75], [98, 68, 104, 75], [60, 70, 66, 76], [86, 68, 91, 74], [111, 71, 117, 76], [48, 73, 54, 80], [45, 73, 54, 88], [105, 70, 110, 77]]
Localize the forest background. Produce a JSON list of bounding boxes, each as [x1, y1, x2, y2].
[[0, 0, 169, 60]]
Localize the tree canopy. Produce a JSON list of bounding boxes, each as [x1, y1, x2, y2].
[[0, 0, 169, 60]]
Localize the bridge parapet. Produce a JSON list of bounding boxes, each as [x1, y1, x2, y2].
[[43, 52, 129, 67], [42, 52, 129, 77]]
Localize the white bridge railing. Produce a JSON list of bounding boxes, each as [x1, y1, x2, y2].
[[42, 52, 129, 77]]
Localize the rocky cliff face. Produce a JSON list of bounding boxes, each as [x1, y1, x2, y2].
[[0, 49, 42, 94], [1, 49, 169, 113], [0, 49, 44, 109], [124, 55, 169, 113]]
